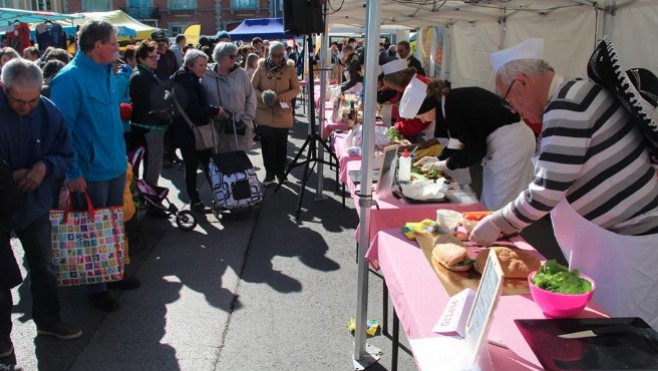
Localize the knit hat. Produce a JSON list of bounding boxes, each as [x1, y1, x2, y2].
[[587, 35, 658, 154]]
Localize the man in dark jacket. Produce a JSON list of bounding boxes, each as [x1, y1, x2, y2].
[[0, 58, 81, 368], [396, 40, 425, 76]]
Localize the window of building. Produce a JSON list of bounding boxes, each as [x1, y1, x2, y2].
[[31, 0, 53, 10], [82, 0, 112, 11], [169, 23, 191, 37], [169, 0, 196, 10], [232, 0, 258, 10]]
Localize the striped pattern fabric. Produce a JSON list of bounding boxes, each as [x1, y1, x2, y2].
[[493, 79, 658, 236]]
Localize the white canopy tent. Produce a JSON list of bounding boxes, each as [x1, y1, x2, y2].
[[328, 0, 658, 368]]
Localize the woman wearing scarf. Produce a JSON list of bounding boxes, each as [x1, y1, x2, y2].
[[129, 40, 173, 186], [252, 41, 301, 186], [202, 42, 257, 153]]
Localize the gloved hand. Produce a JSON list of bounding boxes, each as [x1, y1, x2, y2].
[[413, 156, 439, 167], [469, 213, 502, 246], [421, 160, 448, 172]]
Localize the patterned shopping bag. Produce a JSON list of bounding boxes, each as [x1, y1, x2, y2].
[[49, 191, 125, 286]]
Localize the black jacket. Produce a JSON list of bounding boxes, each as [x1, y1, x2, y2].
[[435, 87, 520, 169], [155, 49, 179, 88], [340, 54, 363, 92], [408, 55, 425, 76], [169, 67, 220, 149], [129, 64, 172, 128]]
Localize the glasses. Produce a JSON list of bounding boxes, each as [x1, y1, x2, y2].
[[227, 55, 237, 59], [146, 55, 160, 60], [7, 94, 39, 107], [501, 79, 517, 111], [270, 53, 284, 58]]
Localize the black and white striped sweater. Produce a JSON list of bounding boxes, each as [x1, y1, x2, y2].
[[493, 79, 658, 236]]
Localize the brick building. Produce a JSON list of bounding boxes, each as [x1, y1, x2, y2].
[[8, 0, 283, 38]]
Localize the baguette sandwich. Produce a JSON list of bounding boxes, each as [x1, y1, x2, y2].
[[474, 246, 541, 279], [431, 235, 474, 272]]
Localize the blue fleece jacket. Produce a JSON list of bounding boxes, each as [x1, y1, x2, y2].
[[0, 89, 73, 230], [50, 52, 127, 181]]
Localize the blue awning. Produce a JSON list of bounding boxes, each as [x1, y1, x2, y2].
[[227, 18, 292, 41], [0, 7, 83, 25]]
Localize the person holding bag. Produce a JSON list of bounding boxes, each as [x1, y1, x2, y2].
[[202, 42, 257, 153], [170, 49, 221, 212], [129, 40, 172, 186], [252, 41, 301, 185]]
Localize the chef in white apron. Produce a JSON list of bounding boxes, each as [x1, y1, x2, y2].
[[471, 38, 658, 327], [399, 75, 534, 209]]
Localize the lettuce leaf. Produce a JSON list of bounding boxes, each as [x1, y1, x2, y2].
[[532, 260, 592, 294]]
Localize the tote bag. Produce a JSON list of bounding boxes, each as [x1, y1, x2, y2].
[[50, 191, 125, 286]]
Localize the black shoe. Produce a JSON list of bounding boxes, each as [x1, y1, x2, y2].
[[276, 173, 287, 184], [37, 322, 82, 340], [0, 341, 12, 358], [262, 174, 276, 186], [88, 292, 120, 312], [191, 202, 208, 213], [107, 277, 140, 290]]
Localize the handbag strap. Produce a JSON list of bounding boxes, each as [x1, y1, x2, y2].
[[63, 189, 96, 223], [172, 89, 197, 131]]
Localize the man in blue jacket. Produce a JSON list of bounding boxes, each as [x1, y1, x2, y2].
[[50, 20, 135, 312], [0, 58, 81, 368]]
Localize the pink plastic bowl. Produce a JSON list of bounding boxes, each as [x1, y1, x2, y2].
[[528, 271, 596, 318]]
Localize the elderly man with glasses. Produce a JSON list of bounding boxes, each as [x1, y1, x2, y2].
[[0, 58, 80, 370]]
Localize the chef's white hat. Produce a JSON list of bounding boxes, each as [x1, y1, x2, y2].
[[381, 58, 408, 75], [374, 65, 383, 76], [399, 75, 427, 118], [490, 38, 544, 73]]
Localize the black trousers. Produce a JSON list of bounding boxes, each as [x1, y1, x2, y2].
[[180, 146, 211, 204], [259, 125, 289, 178], [1, 216, 61, 341]]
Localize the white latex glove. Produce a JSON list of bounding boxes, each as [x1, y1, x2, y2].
[[413, 156, 439, 167], [421, 160, 448, 172], [469, 213, 502, 246]]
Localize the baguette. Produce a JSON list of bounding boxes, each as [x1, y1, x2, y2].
[[474, 246, 541, 279]]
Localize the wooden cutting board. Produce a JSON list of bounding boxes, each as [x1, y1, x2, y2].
[[415, 231, 530, 296]]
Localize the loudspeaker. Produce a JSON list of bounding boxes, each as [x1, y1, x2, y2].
[[283, 0, 324, 35]]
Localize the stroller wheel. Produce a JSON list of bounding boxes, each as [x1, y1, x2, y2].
[[175, 210, 198, 231]]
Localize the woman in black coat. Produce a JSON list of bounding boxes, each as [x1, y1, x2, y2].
[[170, 49, 220, 211], [129, 40, 172, 186]]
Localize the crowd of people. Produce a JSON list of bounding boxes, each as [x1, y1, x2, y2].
[[1, 17, 657, 370]]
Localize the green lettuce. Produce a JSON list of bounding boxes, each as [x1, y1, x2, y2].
[[532, 260, 592, 294]]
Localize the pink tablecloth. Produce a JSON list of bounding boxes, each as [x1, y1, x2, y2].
[[332, 133, 361, 184], [365, 229, 608, 370]]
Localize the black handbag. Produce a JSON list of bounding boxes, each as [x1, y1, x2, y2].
[[221, 112, 248, 136], [0, 155, 24, 218]]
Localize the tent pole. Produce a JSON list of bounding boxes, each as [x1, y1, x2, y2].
[[353, 0, 382, 369], [440, 23, 451, 81], [429, 27, 437, 77], [315, 0, 330, 200]]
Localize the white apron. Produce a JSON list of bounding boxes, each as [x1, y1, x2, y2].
[[481, 121, 535, 210], [551, 198, 658, 328]]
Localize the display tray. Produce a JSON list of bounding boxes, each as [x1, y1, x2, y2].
[[392, 189, 450, 204], [515, 317, 658, 371]]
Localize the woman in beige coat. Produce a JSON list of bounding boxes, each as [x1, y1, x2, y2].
[[252, 41, 301, 185]]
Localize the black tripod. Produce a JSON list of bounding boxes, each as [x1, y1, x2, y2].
[[275, 34, 338, 221]]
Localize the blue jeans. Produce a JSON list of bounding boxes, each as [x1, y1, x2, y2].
[[0, 215, 61, 341], [72, 173, 126, 294]]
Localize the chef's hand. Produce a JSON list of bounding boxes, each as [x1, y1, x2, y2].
[[413, 156, 439, 167], [421, 160, 448, 172], [469, 214, 501, 246]]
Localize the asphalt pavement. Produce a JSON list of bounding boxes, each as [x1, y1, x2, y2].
[[4, 104, 563, 371]]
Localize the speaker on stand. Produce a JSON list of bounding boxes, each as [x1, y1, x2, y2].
[[276, 0, 337, 221]]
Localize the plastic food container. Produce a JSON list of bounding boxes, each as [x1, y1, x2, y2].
[[461, 211, 493, 233], [436, 209, 463, 230], [528, 271, 596, 318]]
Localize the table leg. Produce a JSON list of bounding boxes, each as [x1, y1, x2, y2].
[[392, 307, 400, 371], [342, 183, 346, 208], [382, 282, 389, 336]]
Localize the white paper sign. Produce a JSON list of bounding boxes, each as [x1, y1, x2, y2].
[[433, 288, 476, 337]]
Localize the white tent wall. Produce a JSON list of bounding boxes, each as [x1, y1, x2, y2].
[[610, 3, 658, 73], [448, 20, 501, 90]]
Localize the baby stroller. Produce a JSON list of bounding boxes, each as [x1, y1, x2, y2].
[[128, 147, 198, 231]]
